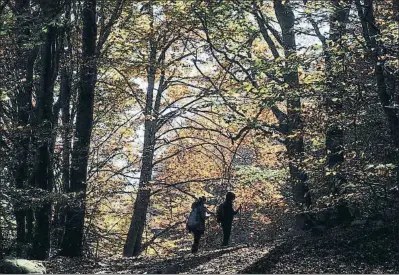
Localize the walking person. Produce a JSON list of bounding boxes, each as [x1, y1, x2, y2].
[[186, 196, 207, 253], [216, 192, 242, 246]]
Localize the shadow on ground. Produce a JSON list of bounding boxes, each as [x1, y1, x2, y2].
[[149, 246, 244, 274], [46, 246, 244, 274], [243, 224, 399, 274]]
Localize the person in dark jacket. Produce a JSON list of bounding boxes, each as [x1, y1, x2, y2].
[[220, 192, 241, 246], [188, 196, 207, 253]]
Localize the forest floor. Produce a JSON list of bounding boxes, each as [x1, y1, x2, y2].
[[46, 222, 399, 274]]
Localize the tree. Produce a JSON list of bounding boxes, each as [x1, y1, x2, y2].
[[10, 0, 37, 256], [194, 0, 311, 206], [60, 0, 98, 257], [306, 0, 352, 194], [60, 0, 124, 257], [355, 0, 399, 184], [123, 1, 196, 256], [0, 0, 398, 261], [30, 0, 64, 260], [272, 0, 310, 207]]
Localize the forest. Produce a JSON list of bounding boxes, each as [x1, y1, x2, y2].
[[0, 0, 398, 273]]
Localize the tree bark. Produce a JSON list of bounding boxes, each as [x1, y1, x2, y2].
[[60, 0, 97, 257], [31, 1, 59, 257], [274, 0, 311, 207], [123, 136, 154, 256], [355, 0, 399, 185], [12, 0, 35, 256], [54, 49, 73, 249], [123, 35, 158, 257], [324, 0, 351, 195], [61, 65, 72, 195]]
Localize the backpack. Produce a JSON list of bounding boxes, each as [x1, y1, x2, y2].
[[186, 204, 200, 231], [216, 203, 224, 223]]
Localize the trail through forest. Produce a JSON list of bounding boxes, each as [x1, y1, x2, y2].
[[1, 0, 399, 273], [45, 221, 399, 274], [46, 246, 266, 274]]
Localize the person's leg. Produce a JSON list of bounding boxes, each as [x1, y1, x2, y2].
[[192, 231, 201, 253], [222, 223, 232, 246]]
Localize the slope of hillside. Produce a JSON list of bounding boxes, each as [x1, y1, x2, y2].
[[46, 222, 399, 274]]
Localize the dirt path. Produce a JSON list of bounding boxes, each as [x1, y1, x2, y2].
[[46, 245, 260, 274], [47, 223, 399, 274], [183, 246, 270, 274]]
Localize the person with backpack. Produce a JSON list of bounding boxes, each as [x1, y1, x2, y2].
[[186, 196, 207, 253], [216, 192, 242, 246]]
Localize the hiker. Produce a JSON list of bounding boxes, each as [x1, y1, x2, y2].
[[186, 196, 207, 253], [217, 192, 242, 246]]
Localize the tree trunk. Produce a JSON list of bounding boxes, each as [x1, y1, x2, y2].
[[60, 0, 97, 257], [274, 0, 311, 207], [355, 0, 399, 185], [61, 64, 72, 195], [12, 0, 36, 257], [47, 3, 73, 249], [26, 209, 34, 243], [123, 131, 155, 256], [325, 0, 351, 195], [123, 32, 158, 256], [54, 54, 73, 249], [31, 12, 58, 259]]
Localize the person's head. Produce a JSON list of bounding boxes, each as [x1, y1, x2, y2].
[[199, 196, 206, 203], [225, 191, 235, 202], [299, 172, 308, 182]]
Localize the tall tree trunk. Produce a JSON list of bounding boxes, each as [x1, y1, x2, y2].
[[53, 26, 73, 248], [13, 0, 35, 256], [274, 0, 311, 207], [31, 2, 59, 257], [393, 0, 399, 185], [123, 129, 155, 257], [54, 56, 73, 248], [325, 0, 351, 195], [355, 0, 399, 184], [61, 65, 72, 195], [0, 221, 4, 259], [123, 36, 157, 257], [60, 0, 97, 257], [45, 24, 66, 251], [60, 0, 73, 197]]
